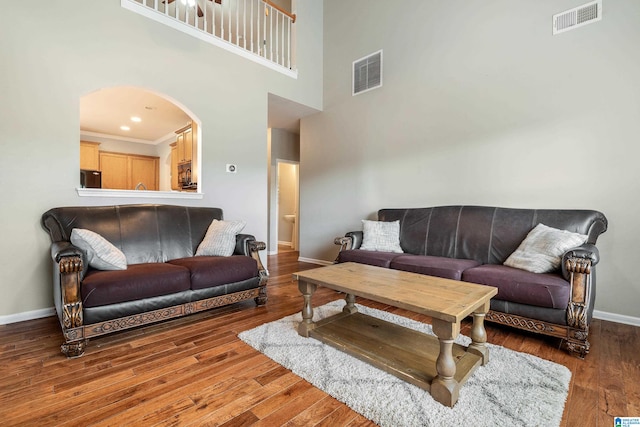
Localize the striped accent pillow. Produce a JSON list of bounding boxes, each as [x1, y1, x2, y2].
[[196, 220, 246, 257], [360, 220, 403, 253], [70, 228, 127, 270]]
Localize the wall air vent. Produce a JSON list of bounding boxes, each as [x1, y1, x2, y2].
[[353, 50, 383, 96], [553, 0, 602, 35]]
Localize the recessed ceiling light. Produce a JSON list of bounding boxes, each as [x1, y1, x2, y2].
[[131, 116, 142, 122], [120, 125, 130, 131]]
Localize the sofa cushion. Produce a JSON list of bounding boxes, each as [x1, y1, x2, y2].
[[169, 255, 258, 290], [389, 254, 480, 280], [81, 263, 191, 307], [504, 223, 587, 273], [462, 264, 570, 309], [337, 249, 401, 268], [360, 220, 403, 253]]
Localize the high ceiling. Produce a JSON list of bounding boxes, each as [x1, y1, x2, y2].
[[80, 87, 319, 144]]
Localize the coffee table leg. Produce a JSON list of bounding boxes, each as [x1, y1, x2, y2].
[[343, 293, 358, 314], [468, 301, 490, 364], [431, 319, 461, 407], [297, 280, 317, 337]]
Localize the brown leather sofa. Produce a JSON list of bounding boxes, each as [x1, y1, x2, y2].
[[41, 204, 268, 358], [335, 206, 607, 357]]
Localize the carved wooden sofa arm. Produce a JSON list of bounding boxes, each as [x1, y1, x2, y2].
[[334, 232, 362, 261], [51, 242, 87, 357], [560, 243, 600, 356]]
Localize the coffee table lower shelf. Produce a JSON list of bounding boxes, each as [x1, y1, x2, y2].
[[309, 311, 483, 396]]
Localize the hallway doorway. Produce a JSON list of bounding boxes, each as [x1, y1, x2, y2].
[[276, 160, 299, 251]]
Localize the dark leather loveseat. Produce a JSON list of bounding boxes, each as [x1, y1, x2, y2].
[[335, 205, 607, 357], [41, 204, 268, 357]]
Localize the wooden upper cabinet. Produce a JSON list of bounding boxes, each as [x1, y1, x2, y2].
[[184, 128, 193, 163], [99, 152, 128, 190], [174, 122, 198, 190], [170, 143, 179, 190], [80, 141, 100, 170], [175, 123, 196, 164], [99, 151, 159, 190]]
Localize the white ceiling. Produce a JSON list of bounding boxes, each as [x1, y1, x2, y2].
[[268, 93, 320, 134], [80, 87, 192, 144], [80, 87, 319, 144]]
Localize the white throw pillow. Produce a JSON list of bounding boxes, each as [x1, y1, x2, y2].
[[70, 228, 127, 271], [360, 220, 404, 253], [195, 219, 246, 257], [504, 223, 587, 273]]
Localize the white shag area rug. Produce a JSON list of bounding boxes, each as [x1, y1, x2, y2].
[[238, 300, 571, 427]]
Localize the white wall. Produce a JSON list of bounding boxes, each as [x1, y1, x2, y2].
[[300, 0, 640, 320], [0, 0, 322, 319]]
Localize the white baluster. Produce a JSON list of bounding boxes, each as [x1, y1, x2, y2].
[[275, 11, 279, 65], [243, 0, 247, 50], [203, 0, 207, 33], [228, 0, 231, 42], [250, 0, 254, 53], [236, 0, 239, 46], [212, 0, 216, 37], [220, 0, 224, 41], [269, 7, 273, 61], [287, 18, 291, 68]]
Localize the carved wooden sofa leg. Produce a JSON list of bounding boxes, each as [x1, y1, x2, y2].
[[564, 330, 589, 359], [250, 241, 269, 306], [255, 272, 268, 305], [61, 340, 87, 358]]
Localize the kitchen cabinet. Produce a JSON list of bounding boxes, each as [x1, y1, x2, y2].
[[175, 124, 194, 163], [99, 151, 159, 190], [129, 156, 159, 190], [170, 143, 179, 190], [80, 141, 100, 170], [99, 152, 128, 189], [174, 122, 198, 190]]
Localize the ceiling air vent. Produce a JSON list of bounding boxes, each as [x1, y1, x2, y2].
[[553, 0, 602, 35], [353, 50, 383, 96]]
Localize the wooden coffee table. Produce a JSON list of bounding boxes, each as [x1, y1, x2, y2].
[[293, 262, 498, 407]]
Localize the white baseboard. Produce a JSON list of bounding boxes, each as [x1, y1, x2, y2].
[[297, 257, 333, 266], [0, 307, 56, 325], [593, 310, 640, 327], [278, 240, 293, 248]]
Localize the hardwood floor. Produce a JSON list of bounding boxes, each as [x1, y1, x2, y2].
[[1, 250, 638, 426]]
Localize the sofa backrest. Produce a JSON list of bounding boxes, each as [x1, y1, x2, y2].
[[378, 206, 608, 265], [42, 204, 223, 264]]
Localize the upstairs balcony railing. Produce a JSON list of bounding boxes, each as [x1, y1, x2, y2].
[[122, 0, 296, 77]]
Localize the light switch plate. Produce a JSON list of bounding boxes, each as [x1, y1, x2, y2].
[[226, 164, 237, 173]]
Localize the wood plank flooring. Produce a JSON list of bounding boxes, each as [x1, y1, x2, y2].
[[1, 249, 638, 426]]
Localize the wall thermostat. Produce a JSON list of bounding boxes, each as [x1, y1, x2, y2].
[[226, 164, 237, 173]]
